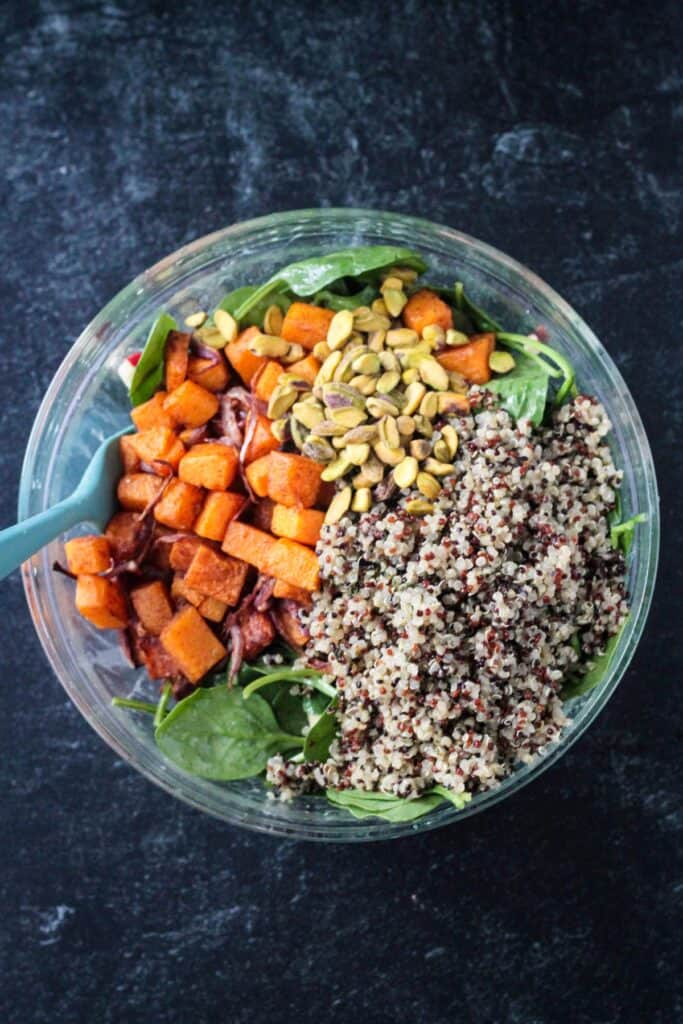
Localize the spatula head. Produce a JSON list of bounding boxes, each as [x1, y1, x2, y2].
[[74, 427, 133, 530]]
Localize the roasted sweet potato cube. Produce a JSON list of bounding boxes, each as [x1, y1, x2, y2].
[[154, 479, 204, 531], [236, 605, 276, 661], [222, 521, 278, 574], [163, 380, 219, 428], [65, 535, 112, 575], [264, 452, 322, 508], [194, 492, 246, 542], [160, 606, 226, 683], [225, 326, 267, 384], [130, 391, 174, 431], [253, 360, 284, 402], [402, 289, 453, 335], [185, 546, 249, 607], [169, 535, 208, 572], [120, 435, 140, 474], [187, 353, 230, 392], [130, 580, 174, 635], [128, 427, 178, 465], [75, 575, 128, 629], [198, 595, 228, 622], [272, 579, 313, 607], [148, 525, 175, 569], [281, 303, 335, 350], [286, 354, 321, 385], [105, 512, 142, 561], [245, 456, 270, 498], [178, 443, 239, 491], [157, 437, 186, 473], [263, 538, 320, 591], [117, 473, 166, 512], [243, 414, 280, 465], [164, 330, 191, 391], [436, 333, 495, 385], [250, 498, 275, 533], [271, 504, 324, 547], [170, 572, 205, 607]]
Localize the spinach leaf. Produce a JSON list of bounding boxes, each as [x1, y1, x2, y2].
[[242, 668, 337, 700], [562, 624, 625, 700], [483, 349, 551, 427], [233, 247, 428, 321], [303, 698, 338, 762], [272, 687, 308, 736], [111, 696, 157, 715], [212, 286, 291, 328], [302, 691, 330, 721], [129, 312, 177, 406], [454, 281, 503, 333], [155, 686, 303, 780], [325, 788, 446, 822], [610, 513, 647, 555], [312, 284, 378, 311], [153, 682, 173, 729], [432, 785, 473, 810]]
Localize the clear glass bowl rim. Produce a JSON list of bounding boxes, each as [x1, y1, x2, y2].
[[19, 208, 660, 841]]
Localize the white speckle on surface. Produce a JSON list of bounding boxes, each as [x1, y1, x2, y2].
[[36, 905, 75, 946]]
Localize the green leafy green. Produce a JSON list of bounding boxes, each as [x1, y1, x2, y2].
[[312, 284, 379, 311], [454, 281, 503, 333], [325, 788, 446, 822], [155, 686, 303, 780], [233, 247, 428, 321], [272, 687, 308, 736], [496, 332, 576, 405], [153, 682, 173, 729], [129, 312, 177, 406], [562, 625, 625, 700], [303, 699, 338, 762], [111, 696, 157, 715], [302, 691, 330, 721], [242, 667, 336, 701], [212, 286, 291, 328], [483, 350, 551, 426], [432, 785, 473, 810], [610, 513, 647, 555]]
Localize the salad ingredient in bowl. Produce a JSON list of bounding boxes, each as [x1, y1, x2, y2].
[[54, 243, 645, 823]]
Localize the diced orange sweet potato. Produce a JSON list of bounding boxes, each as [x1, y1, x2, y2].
[[65, 535, 112, 575], [287, 354, 320, 385], [198, 595, 228, 623], [163, 380, 220, 428], [263, 538, 320, 592], [237, 606, 276, 661], [225, 326, 267, 384], [164, 330, 191, 392], [222, 521, 278, 574], [157, 437, 186, 474], [250, 498, 275, 533], [263, 451, 322, 508], [117, 473, 166, 512], [160, 605, 226, 683], [271, 504, 324, 547], [169, 535, 208, 572], [130, 391, 174, 431], [154, 479, 204, 530], [171, 572, 205, 607], [127, 427, 180, 466], [185, 546, 249, 606], [253, 360, 284, 402], [243, 414, 280, 465], [436, 333, 495, 385], [178, 443, 238, 491], [272, 579, 313, 606], [130, 580, 174, 635], [194, 492, 246, 542], [120, 435, 140, 474], [281, 302, 334, 350], [105, 512, 141, 561], [245, 456, 271, 498], [187, 353, 230, 392], [75, 575, 128, 629], [402, 289, 454, 336]]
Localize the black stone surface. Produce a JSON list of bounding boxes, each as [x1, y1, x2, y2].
[[0, 3, 680, 1022]]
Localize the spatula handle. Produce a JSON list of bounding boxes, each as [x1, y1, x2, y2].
[[0, 494, 88, 581]]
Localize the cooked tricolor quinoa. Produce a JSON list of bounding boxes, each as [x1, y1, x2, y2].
[[266, 394, 629, 799]]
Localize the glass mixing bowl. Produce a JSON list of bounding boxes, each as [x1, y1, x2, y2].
[[19, 209, 659, 841]]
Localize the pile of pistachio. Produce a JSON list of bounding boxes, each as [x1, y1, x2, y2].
[[248, 272, 481, 524]]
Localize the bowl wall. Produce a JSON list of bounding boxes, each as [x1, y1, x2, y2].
[[19, 209, 659, 840]]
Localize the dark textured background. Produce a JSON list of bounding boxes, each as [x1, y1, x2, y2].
[[1, 2, 680, 1022]]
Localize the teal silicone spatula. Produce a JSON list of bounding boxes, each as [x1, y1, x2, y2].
[[0, 427, 131, 581]]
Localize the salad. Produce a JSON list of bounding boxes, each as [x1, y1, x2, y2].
[[57, 246, 644, 822]]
